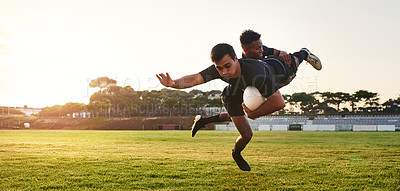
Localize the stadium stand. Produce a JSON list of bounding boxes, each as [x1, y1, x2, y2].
[[217, 114, 400, 131]]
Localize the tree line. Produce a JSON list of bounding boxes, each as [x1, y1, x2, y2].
[[286, 91, 399, 114], [36, 77, 400, 117]]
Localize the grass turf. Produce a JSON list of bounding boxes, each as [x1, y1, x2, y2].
[[0, 130, 399, 190]]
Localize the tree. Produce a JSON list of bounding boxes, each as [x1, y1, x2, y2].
[[88, 101, 108, 117], [62, 102, 86, 116], [321, 92, 351, 112], [348, 94, 359, 113], [89, 77, 117, 89], [382, 97, 400, 113], [36, 103, 87, 118], [162, 98, 179, 116], [207, 98, 223, 107], [37, 105, 63, 117], [189, 89, 204, 98], [353, 90, 379, 113], [288, 92, 319, 114], [89, 82, 143, 117]]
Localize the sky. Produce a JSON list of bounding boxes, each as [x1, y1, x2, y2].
[[1, 0, 399, 108]]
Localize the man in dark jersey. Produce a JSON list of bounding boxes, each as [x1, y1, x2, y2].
[[190, 30, 308, 138], [156, 43, 321, 171]]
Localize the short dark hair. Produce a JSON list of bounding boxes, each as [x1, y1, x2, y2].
[[240, 29, 261, 48], [210, 43, 236, 63]]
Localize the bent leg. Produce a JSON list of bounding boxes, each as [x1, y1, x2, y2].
[[231, 115, 253, 152], [277, 57, 299, 88], [231, 115, 252, 171], [191, 113, 228, 137], [219, 112, 231, 121]]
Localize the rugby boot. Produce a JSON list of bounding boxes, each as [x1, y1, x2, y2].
[[232, 149, 251, 171], [191, 115, 205, 137], [301, 48, 322, 70]]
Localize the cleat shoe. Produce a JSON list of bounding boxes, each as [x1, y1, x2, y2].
[[232, 150, 251, 171], [191, 115, 205, 137], [301, 48, 322, 70]]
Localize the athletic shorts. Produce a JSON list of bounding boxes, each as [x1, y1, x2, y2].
[[221, 85, 245, 117]]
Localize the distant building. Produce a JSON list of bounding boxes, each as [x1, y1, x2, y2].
[[204, 107, 226, 116], [0, 106, 42, 116], [17, 108, 42, 116], [208, 93, 221, 100]]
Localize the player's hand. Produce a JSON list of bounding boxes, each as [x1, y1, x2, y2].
[[278, 51, 291, 67], [242, 102, 257, 120], [156, 73, 176, 87]]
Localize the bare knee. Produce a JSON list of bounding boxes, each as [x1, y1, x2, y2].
[[219, 113, 231, 121], [242, 131, 253, 141]]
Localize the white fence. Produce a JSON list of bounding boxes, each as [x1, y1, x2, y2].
[[319, 125, 336, 131], [258, 125, 271, 131], [377, 125, 395, 131], [353, 125, 377, 131], [215, 124, 236, 131], [302, 125, 318, 131], [270, 125, 288, 131]]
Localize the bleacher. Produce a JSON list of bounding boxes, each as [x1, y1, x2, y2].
[[313, 115, 400, 126], [215, 114, 400, 131], [255, 115, 309, 125]]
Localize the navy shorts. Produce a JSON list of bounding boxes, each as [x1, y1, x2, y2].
[[221, 85, 245, 117]]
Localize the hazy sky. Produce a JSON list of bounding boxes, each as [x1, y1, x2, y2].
[[1, 0, 399, 108]]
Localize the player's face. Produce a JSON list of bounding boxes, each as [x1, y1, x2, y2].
[[214, 54, 240, 80], [244, 39, 263, 59]]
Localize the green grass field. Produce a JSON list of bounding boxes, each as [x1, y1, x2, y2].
[[1, 130, 399, 190]]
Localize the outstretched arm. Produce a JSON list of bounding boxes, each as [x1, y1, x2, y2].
[[156, 72, 204, 89]]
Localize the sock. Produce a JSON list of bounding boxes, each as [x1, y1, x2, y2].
[[201, 114, 225, 125], [293, 50, 308, 63]]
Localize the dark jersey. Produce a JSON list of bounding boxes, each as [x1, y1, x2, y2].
[[241, 45, 275, 59], [199, 56, 292, 98]]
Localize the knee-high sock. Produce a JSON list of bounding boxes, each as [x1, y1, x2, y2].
[[201, 114, 225, 125], [293, 50, 308, 63]]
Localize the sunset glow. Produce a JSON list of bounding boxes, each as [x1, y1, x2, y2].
[[1, 0, 399, 108]]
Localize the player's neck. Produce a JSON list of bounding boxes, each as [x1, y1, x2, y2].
[[232, 61, 241, 78]]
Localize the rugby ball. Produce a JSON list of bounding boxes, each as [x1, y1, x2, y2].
[[243, 86, 267, 111]]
